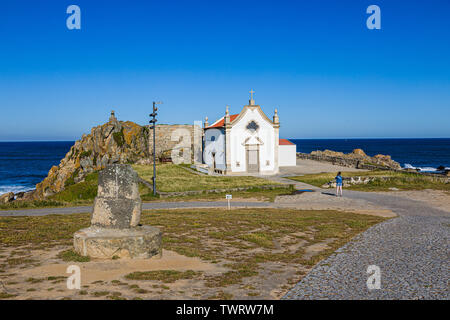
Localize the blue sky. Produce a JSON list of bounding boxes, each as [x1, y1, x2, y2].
[[0, 0, 449, 140]]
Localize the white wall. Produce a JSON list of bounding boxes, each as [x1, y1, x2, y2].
[[203, 128, 226, 170], [279, 145, 296, 166]]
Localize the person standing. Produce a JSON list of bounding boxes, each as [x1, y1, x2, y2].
[[335, 172, 343, 197]]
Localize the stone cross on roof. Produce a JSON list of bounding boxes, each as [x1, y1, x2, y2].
[[249, 89, 255, 105]]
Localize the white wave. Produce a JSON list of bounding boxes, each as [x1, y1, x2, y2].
[[403, 164, 446, 172], [0, 185, 35, 196], [403, 164, 416, 170]]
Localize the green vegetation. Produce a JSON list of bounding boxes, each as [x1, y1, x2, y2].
[[133, 164, 278, 192], [64, 168, 80, 187], [0, 213, 90, 247], [57, 249, 90, 262], [0, 200, 65, 210], [51, 172, 98, 202], [113, 128, 125, 147], [1, 164, 289, 210], [125, 270, 201, 283], [289, 170, 450, 191], [79, 150, 92, 158]]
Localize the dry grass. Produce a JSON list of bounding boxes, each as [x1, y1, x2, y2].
[[289, 170, 450, 191], [133, 164, 278, 192], [125, 270, 201, 283], [0, 208, 387, 299]]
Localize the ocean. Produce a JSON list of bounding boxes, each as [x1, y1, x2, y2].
[[0, 139, 449, 195]]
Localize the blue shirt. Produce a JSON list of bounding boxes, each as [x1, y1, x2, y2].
[[335, 175, 343, 184]]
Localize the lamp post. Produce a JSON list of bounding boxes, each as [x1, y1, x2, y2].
[[149, 101, 162, 196]]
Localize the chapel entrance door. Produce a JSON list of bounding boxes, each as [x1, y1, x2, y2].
[[246, 147, 259, 173], [212, 152, 216, 170]]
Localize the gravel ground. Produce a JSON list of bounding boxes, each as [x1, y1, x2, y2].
[[283, 190, 450, 300]]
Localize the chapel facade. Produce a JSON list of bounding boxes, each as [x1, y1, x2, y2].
[[203, 91, 296, 175]]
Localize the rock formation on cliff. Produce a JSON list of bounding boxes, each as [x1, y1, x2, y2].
[[304, 149, 401, 170], [34, 111, 150, 199]]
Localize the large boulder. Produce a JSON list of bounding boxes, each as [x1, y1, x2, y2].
[[0, 192, 15, 204], [352, 149, 367, 157]]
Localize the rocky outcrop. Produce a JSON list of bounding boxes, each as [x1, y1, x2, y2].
[[33, 112, 201, 200], [297, 149, 401, 170], [0, 192, 15, 204], [34, 112, 151, 199]]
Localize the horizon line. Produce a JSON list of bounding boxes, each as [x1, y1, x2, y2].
[[1, 137, 450, 143]]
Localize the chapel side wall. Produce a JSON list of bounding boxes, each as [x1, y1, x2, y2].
[[230, 109, 276, 173], [279, 145, 297, 166], [204, 128, 226, 170]]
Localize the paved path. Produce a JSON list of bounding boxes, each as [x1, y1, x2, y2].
[[283, 190, 450, 300]]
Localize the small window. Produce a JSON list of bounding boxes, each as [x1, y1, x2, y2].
[[210, 136, 216, 141], [246, 121, 259, 133]]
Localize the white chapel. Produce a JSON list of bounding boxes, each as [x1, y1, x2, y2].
[[202, 90, 296, 175]]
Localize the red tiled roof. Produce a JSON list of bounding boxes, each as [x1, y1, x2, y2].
[[279, 139, 294, 145], [206, 114, 239, 129]]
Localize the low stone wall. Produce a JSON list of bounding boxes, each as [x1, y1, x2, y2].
[[158, 184, 293, 198]]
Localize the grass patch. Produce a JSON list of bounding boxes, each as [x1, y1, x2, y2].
[[133, 164, 278, 193], [0, 200, 66, 210], [91, 291, 110, 297], [0, 213, 90, 247], [0, 292, 17, 299], [1, 164, 288, 210], [57, 249, 90, 262], [289, 170, 450, 191], [50, 172, 99, 202], [125, 270, 200, 283]]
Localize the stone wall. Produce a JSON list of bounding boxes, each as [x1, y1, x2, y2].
[[142, 124, 202, 163]]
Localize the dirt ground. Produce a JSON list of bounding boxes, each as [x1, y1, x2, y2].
[[0, 208, 386, 300], [274, 191, 396, 218]]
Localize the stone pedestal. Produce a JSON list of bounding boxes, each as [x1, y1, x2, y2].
[[74, 226, 161, 259], [73, 164, 162, 259]]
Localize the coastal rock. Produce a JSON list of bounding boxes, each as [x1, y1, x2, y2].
[[14, 191, 35, 202], [32, 111, 201, 200], [34, 112, 151, 200], [0, 192, 15, 203], [352, 149, 367, 157], [299, 148, 401, 170]]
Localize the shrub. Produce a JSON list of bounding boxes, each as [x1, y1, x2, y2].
[[113, 128, 125, 147]]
